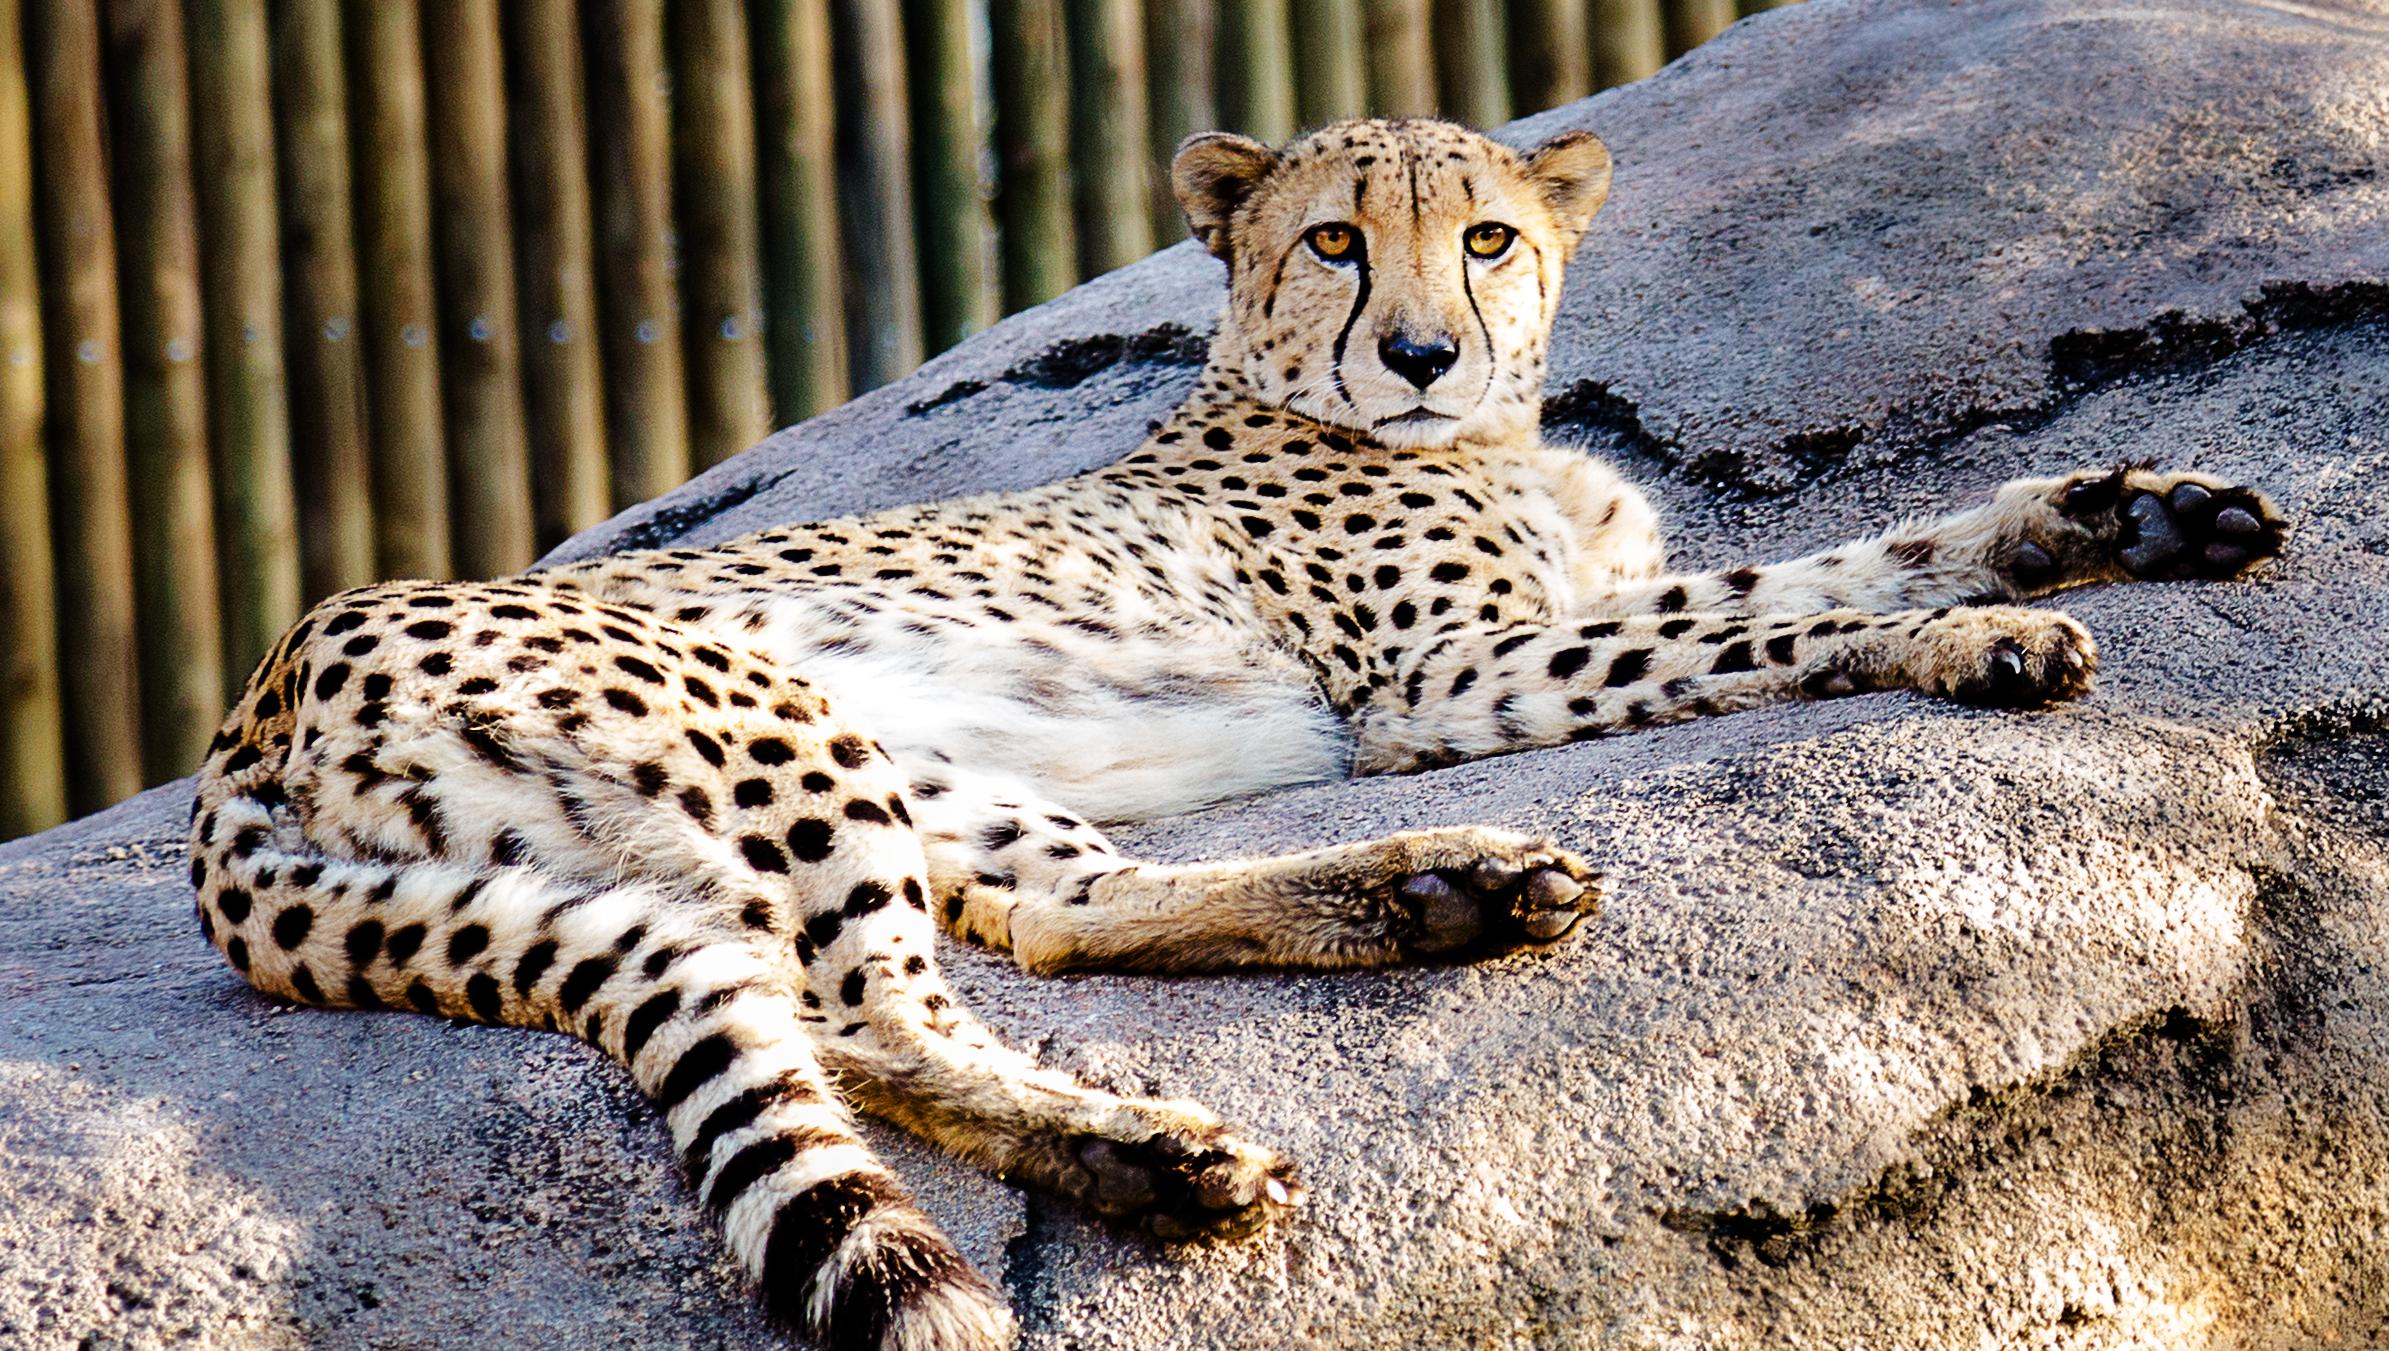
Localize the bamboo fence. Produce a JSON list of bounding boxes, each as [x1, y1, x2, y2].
[[0, 0, 1794, 838]]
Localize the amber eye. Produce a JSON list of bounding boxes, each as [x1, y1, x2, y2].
[[1465, 222, 1517, 259], [1306, 223, 1359, 262]]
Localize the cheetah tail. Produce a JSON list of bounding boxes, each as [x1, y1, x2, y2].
[[187, 783, 1015, 1350]]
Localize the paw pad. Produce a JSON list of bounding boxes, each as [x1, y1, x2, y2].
[[1067, 1132, 1303, 1242], [1391, 848, 1602, 958], [2113, 480, 2285, 581]]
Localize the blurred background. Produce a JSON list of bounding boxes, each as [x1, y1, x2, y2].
[[0, 0, 1789, 840]]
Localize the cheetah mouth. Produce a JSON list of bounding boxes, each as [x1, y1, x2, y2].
[[1372, 408, 1458, 429]]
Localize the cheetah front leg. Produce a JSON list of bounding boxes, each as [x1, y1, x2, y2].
[[1588, 466, 2288, 617], [1354, 603, 2099, 773], [902, 763, 1603, 974]]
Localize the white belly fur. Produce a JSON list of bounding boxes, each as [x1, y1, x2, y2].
[[751, 597, 1351, 825]]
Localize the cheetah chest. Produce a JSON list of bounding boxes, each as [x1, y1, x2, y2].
[[739, 592, 1351, 825]]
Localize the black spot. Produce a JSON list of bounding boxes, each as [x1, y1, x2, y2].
[[828, 735, 870, 769], [218, 887, 254, 924], [324, 610, 367, 635], [1711, 641, 1756, 674], [513, 939, 558, 995], [225, 936, 250, 972], [1429, 561, 1468, 583], [614, 655, 666, 685], [1655, 587, 1688, 613], [1604, 649, 1652, 687], [631, 762, 668, 796], [734, 778, 774, 808], [289, 965, 324, 1003], [404, 620, 453, 640], [679, 785, 715, 826], [621, 989, 682, 1066], [490, 829, 528, 866], [771, 818, 830, 864], [314, 664, 350, 699], [1722, 566, 1761, 596], [1548, 647, 1591, 679], [418, 652, 453, 676], [558, 956, 618, 1014], [603, 688, 648, 715], [741, 835, 791, 873], [703, 1133, 800, 1215], [405, 980, 441, 1014], [465, 972, 503, 1021], [844, 799, 890, 825], [362, 672, 392, 700], [1765, 633, 1800, 665], [656, 1033, 740, 1110], [345, 920, 384, 965], [843, 881, 891, 917], [687, 729, 726, 766], [447, 923, 491, 965], [385, 922, 427, 966], [799, 770, 836, 794], [748, 737, 794, 765]]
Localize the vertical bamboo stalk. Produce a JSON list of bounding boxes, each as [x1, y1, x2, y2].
[[1142, 0, 1213, 244], [422, 0, 534, 578], [188, 0, 300, 693], [1433, 0, 1510, 127], [668, 0, 770, 466], [25, 0, 142, 814], [1662, 0, 1736, 56], [904, 0, 997, 354], [988, 0, 1075, 311], [503, 0, 609, 550], [1512, 0, 1592, 111], [347, 0, 450, 579], [1591, 0, 1665, 88], [752, 0, 847, 424], [102, 0, 226, 781], [1289, 0, 1364, 127], [1065, 0, 1153, 277], [584, 0, 689, 508], [272, 0, 376, 599], [1364, 0, 1435, 117], [1216, 0, 1291, 143], [0, 0, 67, 835], [828, 0, 923, 390]]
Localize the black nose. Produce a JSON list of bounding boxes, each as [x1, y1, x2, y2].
[[1378, 332, 1459, 391]]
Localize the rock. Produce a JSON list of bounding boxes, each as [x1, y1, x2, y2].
[[8, 0, 2389, 1344]]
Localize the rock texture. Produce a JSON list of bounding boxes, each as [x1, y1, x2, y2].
[[8, 0, 2389, 1345]]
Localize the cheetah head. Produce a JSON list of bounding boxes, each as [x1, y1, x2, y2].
[[1172, 117, 1611, 449]]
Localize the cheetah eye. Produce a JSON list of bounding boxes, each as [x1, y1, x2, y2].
[[1464, 222, 1517, 260], [1305, 223, 1360, 263]]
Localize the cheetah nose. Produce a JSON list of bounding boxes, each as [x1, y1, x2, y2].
[[1378, 331, 1459, 390]]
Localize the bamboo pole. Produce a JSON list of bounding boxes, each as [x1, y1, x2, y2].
[[1591, 0, 1666, 88], [1512, 0, 1592, 111], [988, 0, 1075, 311], [1066, 0, 1153, 277], [503, 0, 609, 550], [346, 0, 450, 580], [668, 0, 771, 466], [584, 0, 689, 509], [272, 0, 376, 599], [1363, 0, 1435, 117], [1216, 0, 1291, 143], [1143, 0, 1213, 244], [1289, 0, 1365, 127], [0, 0, 66, 836], [1663, 0, 1736, 56], [102, 0, 226, 782], [828, 0, 923, 390], [188, 0, 300, 693], [753, 0, 847, 425], [1433, 0, 1510, 127], [904, 0, 997, 354], [422, 0, 534, 578], [24, 0, 142, 815]]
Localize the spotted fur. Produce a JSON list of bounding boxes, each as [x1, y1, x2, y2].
[[188, 118, 2286, 1348]]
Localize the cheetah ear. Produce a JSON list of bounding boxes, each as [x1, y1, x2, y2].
[[1525, 131, 1613, 244], [1172, 132, 1278, 261]]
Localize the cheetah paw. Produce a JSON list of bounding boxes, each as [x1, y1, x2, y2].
[[1382, 829, 1604, 958], [2010, 467, 2288, 588], [1908, 607, 2098, 708], [1067, 1127, 1303, 1242]]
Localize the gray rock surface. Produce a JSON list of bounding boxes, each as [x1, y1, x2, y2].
[[8, 0, 2389, 1345]]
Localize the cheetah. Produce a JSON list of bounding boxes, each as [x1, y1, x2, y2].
[[188, 117, 2285, 1349]]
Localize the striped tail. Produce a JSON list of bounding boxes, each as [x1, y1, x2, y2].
[[189, 771, 1015, 1349]]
